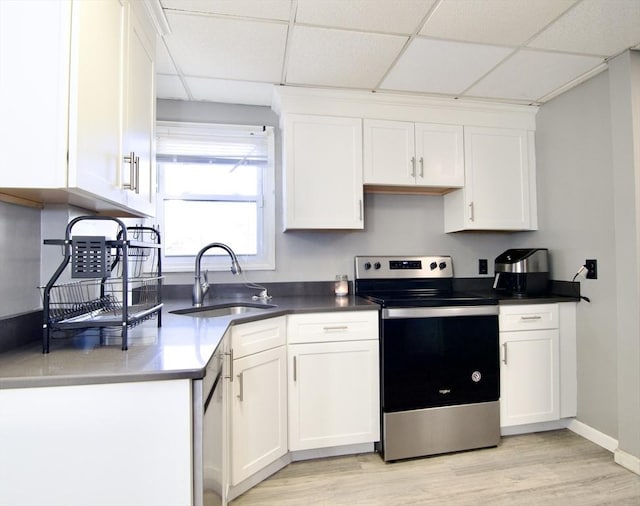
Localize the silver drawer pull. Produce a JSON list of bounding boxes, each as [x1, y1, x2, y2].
[[293, 356, 297, 382], [237, 372, 244, 401], [502, 343, 508, 365], [323, 325, 348, 332], [520, 315, 542, 321]]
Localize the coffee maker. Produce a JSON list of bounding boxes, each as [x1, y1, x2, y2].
[[493, 248, 549, 296]]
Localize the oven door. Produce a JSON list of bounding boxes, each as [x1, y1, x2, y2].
[[381, 306, 499, 413]]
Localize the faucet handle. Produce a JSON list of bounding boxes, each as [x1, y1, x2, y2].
[[202, 270, 209, 287]]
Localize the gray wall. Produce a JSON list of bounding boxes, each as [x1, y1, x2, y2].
[[529, 51, 640, 461], [0, 201, 41, 317], [608, 52, 640, 460], [526, 70, 619, 438]]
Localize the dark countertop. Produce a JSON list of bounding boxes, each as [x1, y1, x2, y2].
[[0, 295, 378, 390]]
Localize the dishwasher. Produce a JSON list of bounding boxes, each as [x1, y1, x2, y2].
[[193, 348, 225, 506]]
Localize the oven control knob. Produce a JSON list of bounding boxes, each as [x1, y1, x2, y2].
[[374, 262, 381, 270], [364, 262, 372, 270], [429, 262, 437, 270], [439, 262, 447, 270]]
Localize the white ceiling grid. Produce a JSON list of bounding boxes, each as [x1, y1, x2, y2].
[[156, 0, 640, 106]]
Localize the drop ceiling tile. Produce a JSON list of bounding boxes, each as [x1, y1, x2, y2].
[[421, 0, 577, 46], [186, 77, 274, 105], [155, 40, 177, 75], [286, 26, 407, 88], [380, 38, 513, 95], [528, 0, 640, 56], [466, 49, 604, 102], [296, 0, 435, 35], [160, 0, 292, 21], [156, 74, 190, 100], [164, 12, 288, 82]]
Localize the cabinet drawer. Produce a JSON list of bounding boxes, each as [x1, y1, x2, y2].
[[231, 316, 286, 359], [287, 311, 378, 344], [499, 304, 559, 331]]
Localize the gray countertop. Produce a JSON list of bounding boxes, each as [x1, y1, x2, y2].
[[0, 295, 378, 390]]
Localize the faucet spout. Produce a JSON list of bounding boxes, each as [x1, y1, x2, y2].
[[193, 243, 243, 307]]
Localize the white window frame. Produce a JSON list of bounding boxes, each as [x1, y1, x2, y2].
[[156, 121, 275, 272]]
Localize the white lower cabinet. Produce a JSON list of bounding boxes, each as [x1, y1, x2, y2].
[[0, 380, 192, 506], [499, 304, 560, 427], [287, 311, 380, 451], [229, 317, 288, 487]]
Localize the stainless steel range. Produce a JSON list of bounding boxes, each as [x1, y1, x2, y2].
[[355, 255, 500, 461]]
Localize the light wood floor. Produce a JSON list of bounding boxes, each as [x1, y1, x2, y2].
[[231, 430, 640, 505]]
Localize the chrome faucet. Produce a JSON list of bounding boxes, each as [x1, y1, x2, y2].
[[193, 242, 242, 307]]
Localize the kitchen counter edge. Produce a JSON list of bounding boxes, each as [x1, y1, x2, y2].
[[0, 296, 379, 390]]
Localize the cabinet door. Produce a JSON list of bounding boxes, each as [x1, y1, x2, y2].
[[500, 329, 560, 427], [68, 0, 127, 206], [230, 346, 287, 486], [283, 114, 363, 230], [363, 119, 415, 186], [465, 126, 532, 230], [122, 4, 156, 217], [288, 340, 380, 451], [415, 123, 464, 187], [0, 1, 70, 188], [444, 126, 536, 232]]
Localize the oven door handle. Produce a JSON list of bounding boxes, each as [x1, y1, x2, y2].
[[382, 305, 498, 319]]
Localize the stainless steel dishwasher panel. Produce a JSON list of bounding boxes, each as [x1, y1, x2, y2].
[[193, 350, 224, 506]]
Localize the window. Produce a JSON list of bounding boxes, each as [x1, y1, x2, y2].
[[156, 121, 275, 271]]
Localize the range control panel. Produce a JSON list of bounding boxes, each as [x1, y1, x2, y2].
[[354, 256, 453, 279]]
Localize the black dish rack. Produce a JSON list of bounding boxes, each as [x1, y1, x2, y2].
[[41, 216, 163, 353]]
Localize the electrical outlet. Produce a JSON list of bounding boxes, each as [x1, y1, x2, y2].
[[479, 259, 488, 275], [585, 259, 597, 279]]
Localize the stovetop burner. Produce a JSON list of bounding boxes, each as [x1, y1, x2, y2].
[[354, 255, 496, 308]]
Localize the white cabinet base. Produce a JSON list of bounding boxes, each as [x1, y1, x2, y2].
[[0, 380, 192, 506]]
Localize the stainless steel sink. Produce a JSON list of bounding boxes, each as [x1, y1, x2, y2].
[[170, 302, 277, 318]]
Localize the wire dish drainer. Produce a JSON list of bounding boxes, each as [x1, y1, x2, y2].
[[41, 216, 163, 353]]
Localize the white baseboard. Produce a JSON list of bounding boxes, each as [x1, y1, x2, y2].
[[615, 448, 640, 475], [565, 418, 618, 452], [291, 442, 375, 462]]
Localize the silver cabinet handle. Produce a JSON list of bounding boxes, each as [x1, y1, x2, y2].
[[419, 157, 424, 178], [134, 155, 140, 194], [237, 372, 244, 401], [123, 151, 135, 191], [359, 199, 363, 221], [323, 325, 348, 332], [123, 152, 140, 193], [226, 349, 234, 381], [410, 156, 416, 177], [469, 201, 474, 221], [502, 343, 508, 365], [293, 356, 297, 382], [520, 315, 542, 321]]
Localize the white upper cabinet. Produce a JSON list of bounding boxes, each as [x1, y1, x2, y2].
[[282, 114, 364, 230], [444, 126, 537, 232], [364, 119, 464, 189], [272, 84, 538, 233], [0, 0, 157, 217], [122, 2, 157, 216], [69, 0, 126, 207]]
